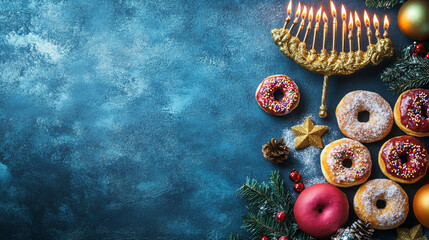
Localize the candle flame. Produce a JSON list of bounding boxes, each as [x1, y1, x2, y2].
[[323, 12, 328, 23], [354, 11, 361, 27], [384, 15, 389, 30], [373, 14, 379, 29], [330, 1, 336, 18], [302, 5, 307, 19], [341, 5, 346, 21], [316, 7, 322, 22], [348, 12, 353, 30], [309, 7, 314, 22], [364, 11, 370, 27], [287, 0, 292, 15], [295, 2, 301, 17]]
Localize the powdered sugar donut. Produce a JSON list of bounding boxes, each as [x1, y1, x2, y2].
[[321, 138, 372, 187], [255, 75, 300, 116], [353, 179, 409, 230], [336, 91, 393, 143]]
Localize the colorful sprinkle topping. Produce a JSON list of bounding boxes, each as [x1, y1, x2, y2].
[[386, 139, 427, 179], [405, 90, 429, 128], [258, 76, 298, 114], [327, 141, 371, 184]]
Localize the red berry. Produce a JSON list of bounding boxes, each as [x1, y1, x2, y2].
[[289, 170, 301, 183], [279, 237, 289, 240], [426, 52, 429, 59], [276, 211, 286, 222], [414, 43, 427, 56], [294, 182, 305, 193], [261, 236, 269, 240]]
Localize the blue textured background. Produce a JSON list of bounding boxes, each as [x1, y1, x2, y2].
[[0, 0, 428, 239]]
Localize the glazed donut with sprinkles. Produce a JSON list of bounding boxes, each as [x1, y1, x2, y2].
[[255, 75, 300, 116], [394, 88, 429, 137], [378, 136, 429, 184]]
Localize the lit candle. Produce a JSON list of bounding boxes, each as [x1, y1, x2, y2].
[[322, 12, 328, 50], [330, 1, 337, 52], [283, 0, 293, 29], [303, 7, 314, 42], [355, 11, 361, 51], [383, 15, 389, 38], [289, 2, 301, 31], [348, 12, 353, 52], [312, 7, 322, 50], [296, 5, 307, 37], [364, 11, 372, 44], [374, 14, 381, 41], [341, 5, 346, 52]]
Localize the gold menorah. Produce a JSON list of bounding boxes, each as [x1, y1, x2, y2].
[[271, 1, 394, 118]]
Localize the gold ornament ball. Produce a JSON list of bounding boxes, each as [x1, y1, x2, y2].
[[398, 0, 429, 40], [413, 184, 429, 228]]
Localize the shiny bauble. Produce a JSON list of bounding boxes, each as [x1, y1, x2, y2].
[[426, 52, 429, 59], [289, 170, 301, 183], [398, 0, 429, 40], [413, 43, 427, 56], [276, 211, 286, 222], [413, 184, 429, 228], [293, 182, 305, 193]]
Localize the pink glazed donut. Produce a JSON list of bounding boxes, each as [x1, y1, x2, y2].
[[294, 183, 349, 239]]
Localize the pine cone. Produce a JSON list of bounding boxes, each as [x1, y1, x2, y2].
[[331, 219, 374, 240], [262, 138, 290, 164]]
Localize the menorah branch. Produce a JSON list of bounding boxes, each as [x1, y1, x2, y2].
[[271, 2, 394, 118]]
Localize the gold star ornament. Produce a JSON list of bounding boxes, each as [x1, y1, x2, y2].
[[396, 224, 427, 240], [291, 117, 327, 149]]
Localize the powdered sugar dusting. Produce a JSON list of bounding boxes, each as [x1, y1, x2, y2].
[[282, 115, 341, 188], [355, 179, 408, 228], [336, 91, 393, 143]]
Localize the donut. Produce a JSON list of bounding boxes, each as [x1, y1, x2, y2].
[[378, 136, 429, 184], [321, 138, 372, 187], [294, 183, 349, 239], [394, 89, 429, 137], [353, 179, 409, 230], [336, 90, 393, 143], [255, 75, 300, 116]]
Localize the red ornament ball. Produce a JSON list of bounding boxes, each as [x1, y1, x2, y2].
[[414, 43, 427, 56], [261, 236, 269, 240], [276, 211, 286, 222], [279, 237, 289, 240], [426, 52, 429, 59], [294, 182, 305, 193], [289, 170, 301, 183]]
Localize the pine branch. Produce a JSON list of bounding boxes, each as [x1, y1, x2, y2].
[[226, 233, 249, 240], [238, 178, 276, 210], [381, 45, 429, 93], [269, 171, 291, 213], [242, 212, 289, 239], [365, 0, 404, 8], [230, 171, 312, 240]]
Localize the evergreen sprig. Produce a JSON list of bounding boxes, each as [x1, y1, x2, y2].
[[381, 44, 429, 93], [227, 171, 312, 240], [365, 0, 404, 8]]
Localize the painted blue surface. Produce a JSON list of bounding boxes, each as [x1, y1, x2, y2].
[[0, 0, 428, 239]]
